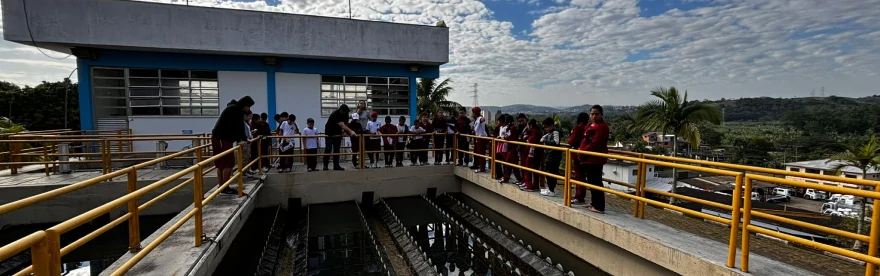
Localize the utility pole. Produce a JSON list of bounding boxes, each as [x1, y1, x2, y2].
[[471, 83, 479, 107]]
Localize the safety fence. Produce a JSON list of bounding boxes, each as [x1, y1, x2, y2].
[[1, 132, 879, 275], [0, 135, 260, 275]]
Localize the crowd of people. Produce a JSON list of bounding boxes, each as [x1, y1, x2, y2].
[[211, 96, 610, 214]]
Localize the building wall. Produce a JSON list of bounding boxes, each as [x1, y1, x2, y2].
[[218, 71, 268, 110], [2, 0, 448, 65], [76, 49, 438, 134], [129, 117, 215, 152]]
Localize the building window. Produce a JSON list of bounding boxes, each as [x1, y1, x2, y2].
[[632, 169, 638, 176], [320, 75, 409, 117], [845, 174, 857, 179], [789, 167, 800, 172], [805, 169, 820, 174], [648, 168, 653, 172], [91, 67, 220, 116]]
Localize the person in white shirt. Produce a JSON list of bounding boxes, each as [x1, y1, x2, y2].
[[411, 114, 429, 165], [278, 112, 299, 173], [302, 118, 319, 172], [472, 107, 488, 173], [242, 111, 254, 178], [366, 111, 383, 168], [395, 116, 409, 167]]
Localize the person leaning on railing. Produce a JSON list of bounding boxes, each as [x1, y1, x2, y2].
[[470, 106, 488, 173], [540, 117, 562, 197], [324, 104, 358, 171], [211, 96, 255, 195]]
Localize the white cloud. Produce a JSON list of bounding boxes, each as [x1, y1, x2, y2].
[[1, 0, 879, 106]]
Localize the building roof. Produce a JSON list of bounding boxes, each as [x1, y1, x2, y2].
[[2, 0, 448, 65], [784, 159, 880, 174]]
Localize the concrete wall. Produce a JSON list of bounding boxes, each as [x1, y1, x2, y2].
[[275, 72, 321, 128], [219, 71, 268, 112], [0, 177, 214, 226], [1, 0, 448, 65], [256, 166, 460, 208]]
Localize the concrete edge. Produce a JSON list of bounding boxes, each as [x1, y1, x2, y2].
[[188, 181, 264, 276]]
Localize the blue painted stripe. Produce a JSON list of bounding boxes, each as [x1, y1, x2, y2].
[[266, 67, 277, 130], [77, 58, 94, 130]]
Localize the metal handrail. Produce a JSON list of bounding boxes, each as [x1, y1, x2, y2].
[[1, 132, 880, 275]]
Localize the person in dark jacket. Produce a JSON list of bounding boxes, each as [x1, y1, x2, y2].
[[257, 113, 272, 172], [211, 96, 255, 195], [432, 111, 447, 165], [456, 108, 472, 166], [540, 117, 562, 196], [348, 116, 364, 168]]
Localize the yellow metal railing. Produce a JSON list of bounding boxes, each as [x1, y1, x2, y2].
[[1, 131, 880, 275], [454, 135, 880, 276], [0, 135, 257, 276]]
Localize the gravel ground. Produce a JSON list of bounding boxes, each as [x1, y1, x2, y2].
[[596, 194, 865, 276]]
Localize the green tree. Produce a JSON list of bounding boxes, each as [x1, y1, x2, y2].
[[826, 135, 880, 250], [0, 80, 79, 130], [635, 87, 722, 201], [416, 78, 462, 116]]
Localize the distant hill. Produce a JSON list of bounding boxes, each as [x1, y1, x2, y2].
[[473, 95, 880, 121]]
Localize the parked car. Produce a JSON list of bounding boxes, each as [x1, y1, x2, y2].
[[803, 189, 827, 200]]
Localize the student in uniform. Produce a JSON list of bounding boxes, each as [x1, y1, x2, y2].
[[256, 113, 272, 172], [456, 108, 472, 167], [514, 114, 528, 184], [348, 114, 364, 168], [470, 107, 488, 173], [578, 105, 610, 214], [302, 118, 319, 172], [540, 117, 562, 196], [410, 116, 428, 166], [431, 111, 447, 165], [395, 116, 409, 167], [366, 111, 382, 168], [379, 116, 398, 168], [520, 119, 543, 192], [570, 112, 590, 204], [277, 112, 298, 173], [501, 114, 520, 184]]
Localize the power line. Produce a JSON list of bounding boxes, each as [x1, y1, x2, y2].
[[21, 0, 72, 60]]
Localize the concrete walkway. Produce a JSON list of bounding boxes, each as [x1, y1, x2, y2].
[[101, 179, 263, 276]]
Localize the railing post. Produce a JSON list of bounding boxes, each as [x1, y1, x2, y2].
[[10, 142, 20, 175], [633, 163, 642, 218], [194, 164, 204, 247], [453, 134, 459, 164], [30, 231, 50, 276], [865, 187, 880, 276], [360, 135, 366, 170], [127, 169, 141, 252], [102, 140, 109, 175], [638, 154, 648, 219], [564, 149, 571, 207], [237, 145, 244, 197], [43, 229, 61, 275], [116, 130, 123, 159], [195, 139, 203, 163], [257, 139, 262, 176], [43, 141, 50, 176], [490, 138, 496, 178], [738, 174, 752, 271]]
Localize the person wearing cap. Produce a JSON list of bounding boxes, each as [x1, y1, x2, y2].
[[366, 111, 383, 168], [324, 104, 358, 171], [471, 106, 488, 173]]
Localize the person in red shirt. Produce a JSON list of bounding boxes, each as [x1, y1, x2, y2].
[[378, 115, 399, 168], [578, 105, 610, 214], [570, 112, 590, 204], [520, 119, 544, 191], [513, 113, 528, 184]]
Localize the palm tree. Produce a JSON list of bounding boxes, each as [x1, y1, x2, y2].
[[826, 135, 880, 250], [417, 78, 462, 115], [635, 87, 722, 202]]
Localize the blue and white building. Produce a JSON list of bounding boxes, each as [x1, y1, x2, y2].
[[2, 0, 448, 150]]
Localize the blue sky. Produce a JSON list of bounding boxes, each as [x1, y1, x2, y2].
[[1, 0, 878, 106]]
